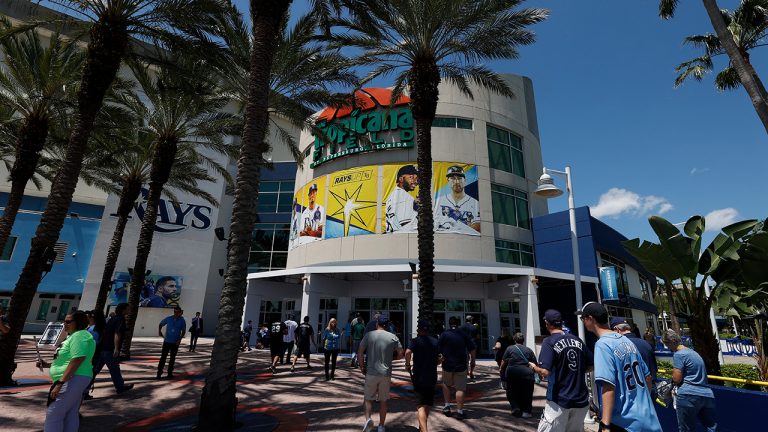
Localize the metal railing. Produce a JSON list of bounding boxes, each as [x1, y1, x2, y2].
[[657, 368, 768, 387]]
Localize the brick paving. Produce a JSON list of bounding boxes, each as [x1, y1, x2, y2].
[[2, 336, 599, 431]]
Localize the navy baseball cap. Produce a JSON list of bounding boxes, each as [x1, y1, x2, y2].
[[610, 317, 629, 329], [397, 165, 418, 177], [575, 302, 609, 321], [446, 165, 465, 178], [377, 314, 390, 326], [417, 319, 431, 331], [543, 309, 563, 324], [308, 183, 318, 193]]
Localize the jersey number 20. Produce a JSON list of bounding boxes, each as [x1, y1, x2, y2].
[[623, 361, 645, 390]]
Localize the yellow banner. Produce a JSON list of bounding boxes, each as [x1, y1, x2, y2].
[[326, 166, 378, 238], [289, 176, 327, 250]]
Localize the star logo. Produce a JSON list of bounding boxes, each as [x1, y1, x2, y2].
[[329, 184, 377, 236]]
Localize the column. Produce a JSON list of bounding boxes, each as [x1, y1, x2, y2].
[[299, 274, 321, 350], [242, 282, 262, 331], [520, 276, 541, 353], [410, 274, 419, 340]]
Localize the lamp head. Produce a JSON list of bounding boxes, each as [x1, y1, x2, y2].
[[535, 173, 563, 198]]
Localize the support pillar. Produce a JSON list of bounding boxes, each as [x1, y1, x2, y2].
[[242, 282, 262, 331], [299, 274, 321, 348], [521, 276, 541, 352]]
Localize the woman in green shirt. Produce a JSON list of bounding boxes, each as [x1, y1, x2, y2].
[[38, 310, 95, 432]]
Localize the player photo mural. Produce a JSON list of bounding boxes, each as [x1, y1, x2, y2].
[[109, 272, 183, 308], [381, 163, 420, 233], [432, 162, 481, 235], [326, 165, 378, 238], [288, 176, 327, 250]]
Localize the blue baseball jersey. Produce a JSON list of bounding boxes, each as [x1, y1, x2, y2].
[[594, 332, 661, 432]]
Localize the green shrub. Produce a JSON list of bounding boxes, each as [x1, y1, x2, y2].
[[720, 364, 763, 390], [719, 333, 737, 339], [657, 360, 673, 377]]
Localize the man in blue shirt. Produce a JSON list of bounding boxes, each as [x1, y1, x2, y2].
[[611, 317, 657, 384], [578, 302, 661, 432], [157, 307, 186, 379], [530, 309, 592, 432], [438, 316, 475, 420], [405, 320, 440, 432]]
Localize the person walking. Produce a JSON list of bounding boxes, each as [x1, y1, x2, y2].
[[438, 316, 476, 420], [459, 315, 479, 380], [241, 320, 253, 352], [189, 312, 203, 352], [643, 327, 657, 350], [405, 320, 439, 432], [268, 319, 287, 374], [38, 311, 96, 432], [358, 315, 403, 432], [530, 309, 592, 431], [156, 307, 186, 380], [89, 303, 133, 395], [291, 316, 315, 372], [283, 314, 298, 364], [350, 313, 366, 367], [493, 328, 513, 367], [578, 302, 661, 432], [321, 318, 342, 380], [499, 332, 537, 418], [662, 330, 717, 432], [612, 318, 657, 383]]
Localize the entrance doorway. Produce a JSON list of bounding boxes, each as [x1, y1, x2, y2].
[[351, 297, 408, 344], [433, 298, 490, 354]]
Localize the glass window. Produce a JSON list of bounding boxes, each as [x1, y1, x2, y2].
[[466, 300, 482, 313], [372, 298, 387, 311], [251, 227, 274, 252], [389, 298, 407, 311], [271, 253, 287, 269], [261, 300, 282, 313], [456, 118, 473, 129], [37, 300, 50, 320], [277, 192, 294, 213], [57, 301, 70, 321], [248, 252, 271, 270], [495, 239, 534, 266], [600, 253, 630, 296], [513, 302, 520, 313], [354, 298, 371, 310], [446, 299, 465, 312], [491, 184, 529, 229], [499, 301, 512, 313], [433, 299, 446, 311], [1, 236, 17, 261], [487, 125, 525, 177], [433, 117, 473, 130]]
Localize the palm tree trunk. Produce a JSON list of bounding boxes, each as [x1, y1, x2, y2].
[[197, 1, 291, 428], [94, 179, 142, 313], [664, 281, 681, 334], [0, 116, 49, 252], [408, 60, 440, 323], [123, 141, 177, 356], [688, 316, 722, 375], [0, 20, 127, 386], [702, 0, 768, 134]]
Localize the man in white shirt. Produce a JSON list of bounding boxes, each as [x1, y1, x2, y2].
[[385, 164, 419, 233], [300, 184, 324, 238], [282, 314, 299, 364], [434, 166, 480, 233]]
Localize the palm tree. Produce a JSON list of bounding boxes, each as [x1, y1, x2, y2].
[[324, 0, 548, 322], [0, 0, 227, 387], [674, 0, 768, 91], [0, 21, 83, 254], [197, 5, 357, 427], [119, 61, 237, 355], [660, 0, 768, 134]]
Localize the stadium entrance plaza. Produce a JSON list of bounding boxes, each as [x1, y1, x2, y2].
[[1, 336, 606, 431]]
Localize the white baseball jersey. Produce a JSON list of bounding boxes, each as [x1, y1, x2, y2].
[[300, 204, 325, 236], [434, 194, 480, 233], [385, 186, 418, 233]]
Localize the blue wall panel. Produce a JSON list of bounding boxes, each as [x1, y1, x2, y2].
[[532, 206, 599, 277]]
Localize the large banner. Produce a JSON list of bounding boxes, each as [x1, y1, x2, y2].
[[110, 272, 183, 308], [289, 176, 327, 250], [381, 163, 420, 233], [599, 266, 619, 301], [326, 166, 378, 238], [433, 162, 480, 235]]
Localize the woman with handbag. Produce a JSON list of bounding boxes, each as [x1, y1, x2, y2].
[[320, 318, 342, 381], [499, 332, 538, 418]]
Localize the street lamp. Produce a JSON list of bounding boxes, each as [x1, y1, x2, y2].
[[535, 166, 585, 341]]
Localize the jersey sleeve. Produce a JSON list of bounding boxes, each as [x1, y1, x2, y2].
[[538, 340, 555, 370], [593, 341, 617, 386], [672, 351, 685, 372]]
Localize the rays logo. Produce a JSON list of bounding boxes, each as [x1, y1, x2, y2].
[[112, 188, 212, 234]]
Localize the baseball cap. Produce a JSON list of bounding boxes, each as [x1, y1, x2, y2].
[[417, 319, 431, 331], [610, 316, 628, 329], [575, 302, 609, 321], [542, 309, 563, 324], [377, 314, 390, 326], [446, 165, 465, 178], [308, 184, 318, 193], [397, 165, 418, 178]]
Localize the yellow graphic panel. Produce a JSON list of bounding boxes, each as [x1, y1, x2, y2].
[[289, 176, 327, 250], [326, 166, 378, 238]]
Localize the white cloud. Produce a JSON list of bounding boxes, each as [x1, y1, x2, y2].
[[704, 208, 739, 231], [590, 188, 674, 219], [690, 167, 710, 175]]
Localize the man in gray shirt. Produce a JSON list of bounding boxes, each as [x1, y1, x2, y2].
[[358, 315, 404, 432]]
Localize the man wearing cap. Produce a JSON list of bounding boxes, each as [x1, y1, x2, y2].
[[438, 316, 476, 420], [578, 302, 661, 432], [611, 317, 657, 385], [358, 315, 404, 432], [434, 165, 480, 233], [531, 309, 593, 432], [300, 183, 324, 238], [385, 165, 419, 233], [405, 320, 440, 432]]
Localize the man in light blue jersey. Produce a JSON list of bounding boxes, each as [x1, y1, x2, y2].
[[577, 302, 661, 432]]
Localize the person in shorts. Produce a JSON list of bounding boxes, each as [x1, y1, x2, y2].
[[269, 319, 287, 374], [406, 319, 439, 432], [350, 313, 366, 367], [291, 316, 315, 372], [358, 315, 403, 432], [438, 316, 475, 420]]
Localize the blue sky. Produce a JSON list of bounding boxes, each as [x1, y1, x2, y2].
[[233, 0, 767, 246]]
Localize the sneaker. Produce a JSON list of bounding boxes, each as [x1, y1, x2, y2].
[[269, 366, 276, 374], [362, 418, 374, 432], [522, 412, 532, 419], [290, 366, 295, 373], [83, 394, 94, 401], [377, 426, 385, 432], [117, 384, 134, 394], [442, 405, 452, 416], [455, 410, 466, 420]]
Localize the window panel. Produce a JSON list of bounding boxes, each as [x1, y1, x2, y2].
[[272, 228, 290, 251], [516, 196, 530, 229], [511, 148, 526, 177], [372, 298, 388, 311], [280, 181, 295, 192], [488, 141, 512, 172], [389, 298, 406, 311], [257, 193, 278, 213], [354, 298, 371, 310], [259, 181, 280, 192], [499, 301, 512, 313], [466, 300, 481, 313], [446, 299, 464, 311], [251, 228, 274, 252], [1, 236, 17, 260], [248, 252, 271, 268], [433, 299, 446, 311], [487, 125, 524, 178], [456, 118, 473, 129], [492, 190, 517, 226], [432, 117, 456, 128], [276, 192, 294, 213], [270, 252, 287, 269]]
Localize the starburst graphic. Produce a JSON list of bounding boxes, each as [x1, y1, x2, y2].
[[329, 184, 377, 236]]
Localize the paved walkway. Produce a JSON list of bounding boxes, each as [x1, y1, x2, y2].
[[1, 336, 592, 431]]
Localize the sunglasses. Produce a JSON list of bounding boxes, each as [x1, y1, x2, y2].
[[64, 320, 74, 324]]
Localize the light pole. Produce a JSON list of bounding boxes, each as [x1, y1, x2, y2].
[[535, 166, 586, 341]]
